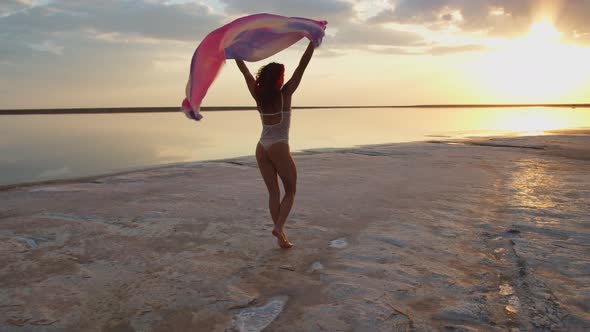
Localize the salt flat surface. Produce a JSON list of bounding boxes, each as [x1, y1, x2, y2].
[[1, 133, 589, 331]]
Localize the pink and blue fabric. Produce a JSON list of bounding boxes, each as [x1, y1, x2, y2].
[[182, 13, 327, 121]]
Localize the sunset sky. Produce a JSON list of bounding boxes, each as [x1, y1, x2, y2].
[[1, 0, 589, 109]]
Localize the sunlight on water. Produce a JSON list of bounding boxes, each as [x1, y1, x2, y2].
[[509, 159, 557, 212], [0, 107, 588, 185]]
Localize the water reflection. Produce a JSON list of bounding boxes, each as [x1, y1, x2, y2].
[[509, 159, 557, 213], [0, 107, 588, 185]]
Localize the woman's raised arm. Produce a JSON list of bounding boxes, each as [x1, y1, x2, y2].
[[235, 59, 257, 99], [282, 41, 315, 95]]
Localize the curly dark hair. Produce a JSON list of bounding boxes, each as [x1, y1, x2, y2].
[[255, 62, 285, 98]]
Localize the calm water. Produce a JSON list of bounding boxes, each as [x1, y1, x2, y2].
[[1, 107, 589, 186]]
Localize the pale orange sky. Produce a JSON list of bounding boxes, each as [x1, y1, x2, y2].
[[1, 0, 589, 109]]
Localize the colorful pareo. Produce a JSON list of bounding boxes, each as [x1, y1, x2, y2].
[[182, 13, 327, 121]]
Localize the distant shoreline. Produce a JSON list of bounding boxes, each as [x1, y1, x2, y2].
[[0, 104, 588, 115]]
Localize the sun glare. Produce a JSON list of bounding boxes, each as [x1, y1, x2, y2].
[[528, 21, 561, 43], [469, 20, 590, 103]]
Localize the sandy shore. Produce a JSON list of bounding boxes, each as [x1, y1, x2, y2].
[[1, 132, 589, 331]]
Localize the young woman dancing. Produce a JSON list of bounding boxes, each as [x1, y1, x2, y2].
[[235, 41, 315, 249]]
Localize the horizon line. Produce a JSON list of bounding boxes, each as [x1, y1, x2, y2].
[[0, 103, 589, 115]]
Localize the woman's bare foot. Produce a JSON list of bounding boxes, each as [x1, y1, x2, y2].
[[272, 229, 294, 249]]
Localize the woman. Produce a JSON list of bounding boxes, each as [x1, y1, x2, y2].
[[235, 41, 315, 249]]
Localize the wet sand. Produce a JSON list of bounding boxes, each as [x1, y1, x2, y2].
[[1, 132, 589, 331]]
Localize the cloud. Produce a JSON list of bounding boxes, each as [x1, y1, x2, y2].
[[429, 44, 490, 55], [219, 0, 434, 54], [0, 1, 213, 109], [556, 1, 590, 44], [370, 0, 590, 44], [0, 0, 229, 88], [0, 0, 54, 18], [371, 0, 534, 36], [0, 1, 24, 16], [371, 0, 534, 25], [27, 40, 63, 55], [328, 22, 423, 47], [0, 0, 36, 16], [0, 0, 513, 62], [0, 1, 224, 43], [220, 0, 355, 24], [361, 46, 423, 55]]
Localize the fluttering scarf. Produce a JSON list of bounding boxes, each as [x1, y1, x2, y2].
[[181, 13, 327, 121]]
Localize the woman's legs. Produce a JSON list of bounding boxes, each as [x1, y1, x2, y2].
[[255, 143, 280, 228], [256, 141, 297, 248], [267, 142, 297, 247]]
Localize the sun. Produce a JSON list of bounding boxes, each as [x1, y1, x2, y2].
[[469, 20, 590, 103], [527, 21, 561, 44]]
